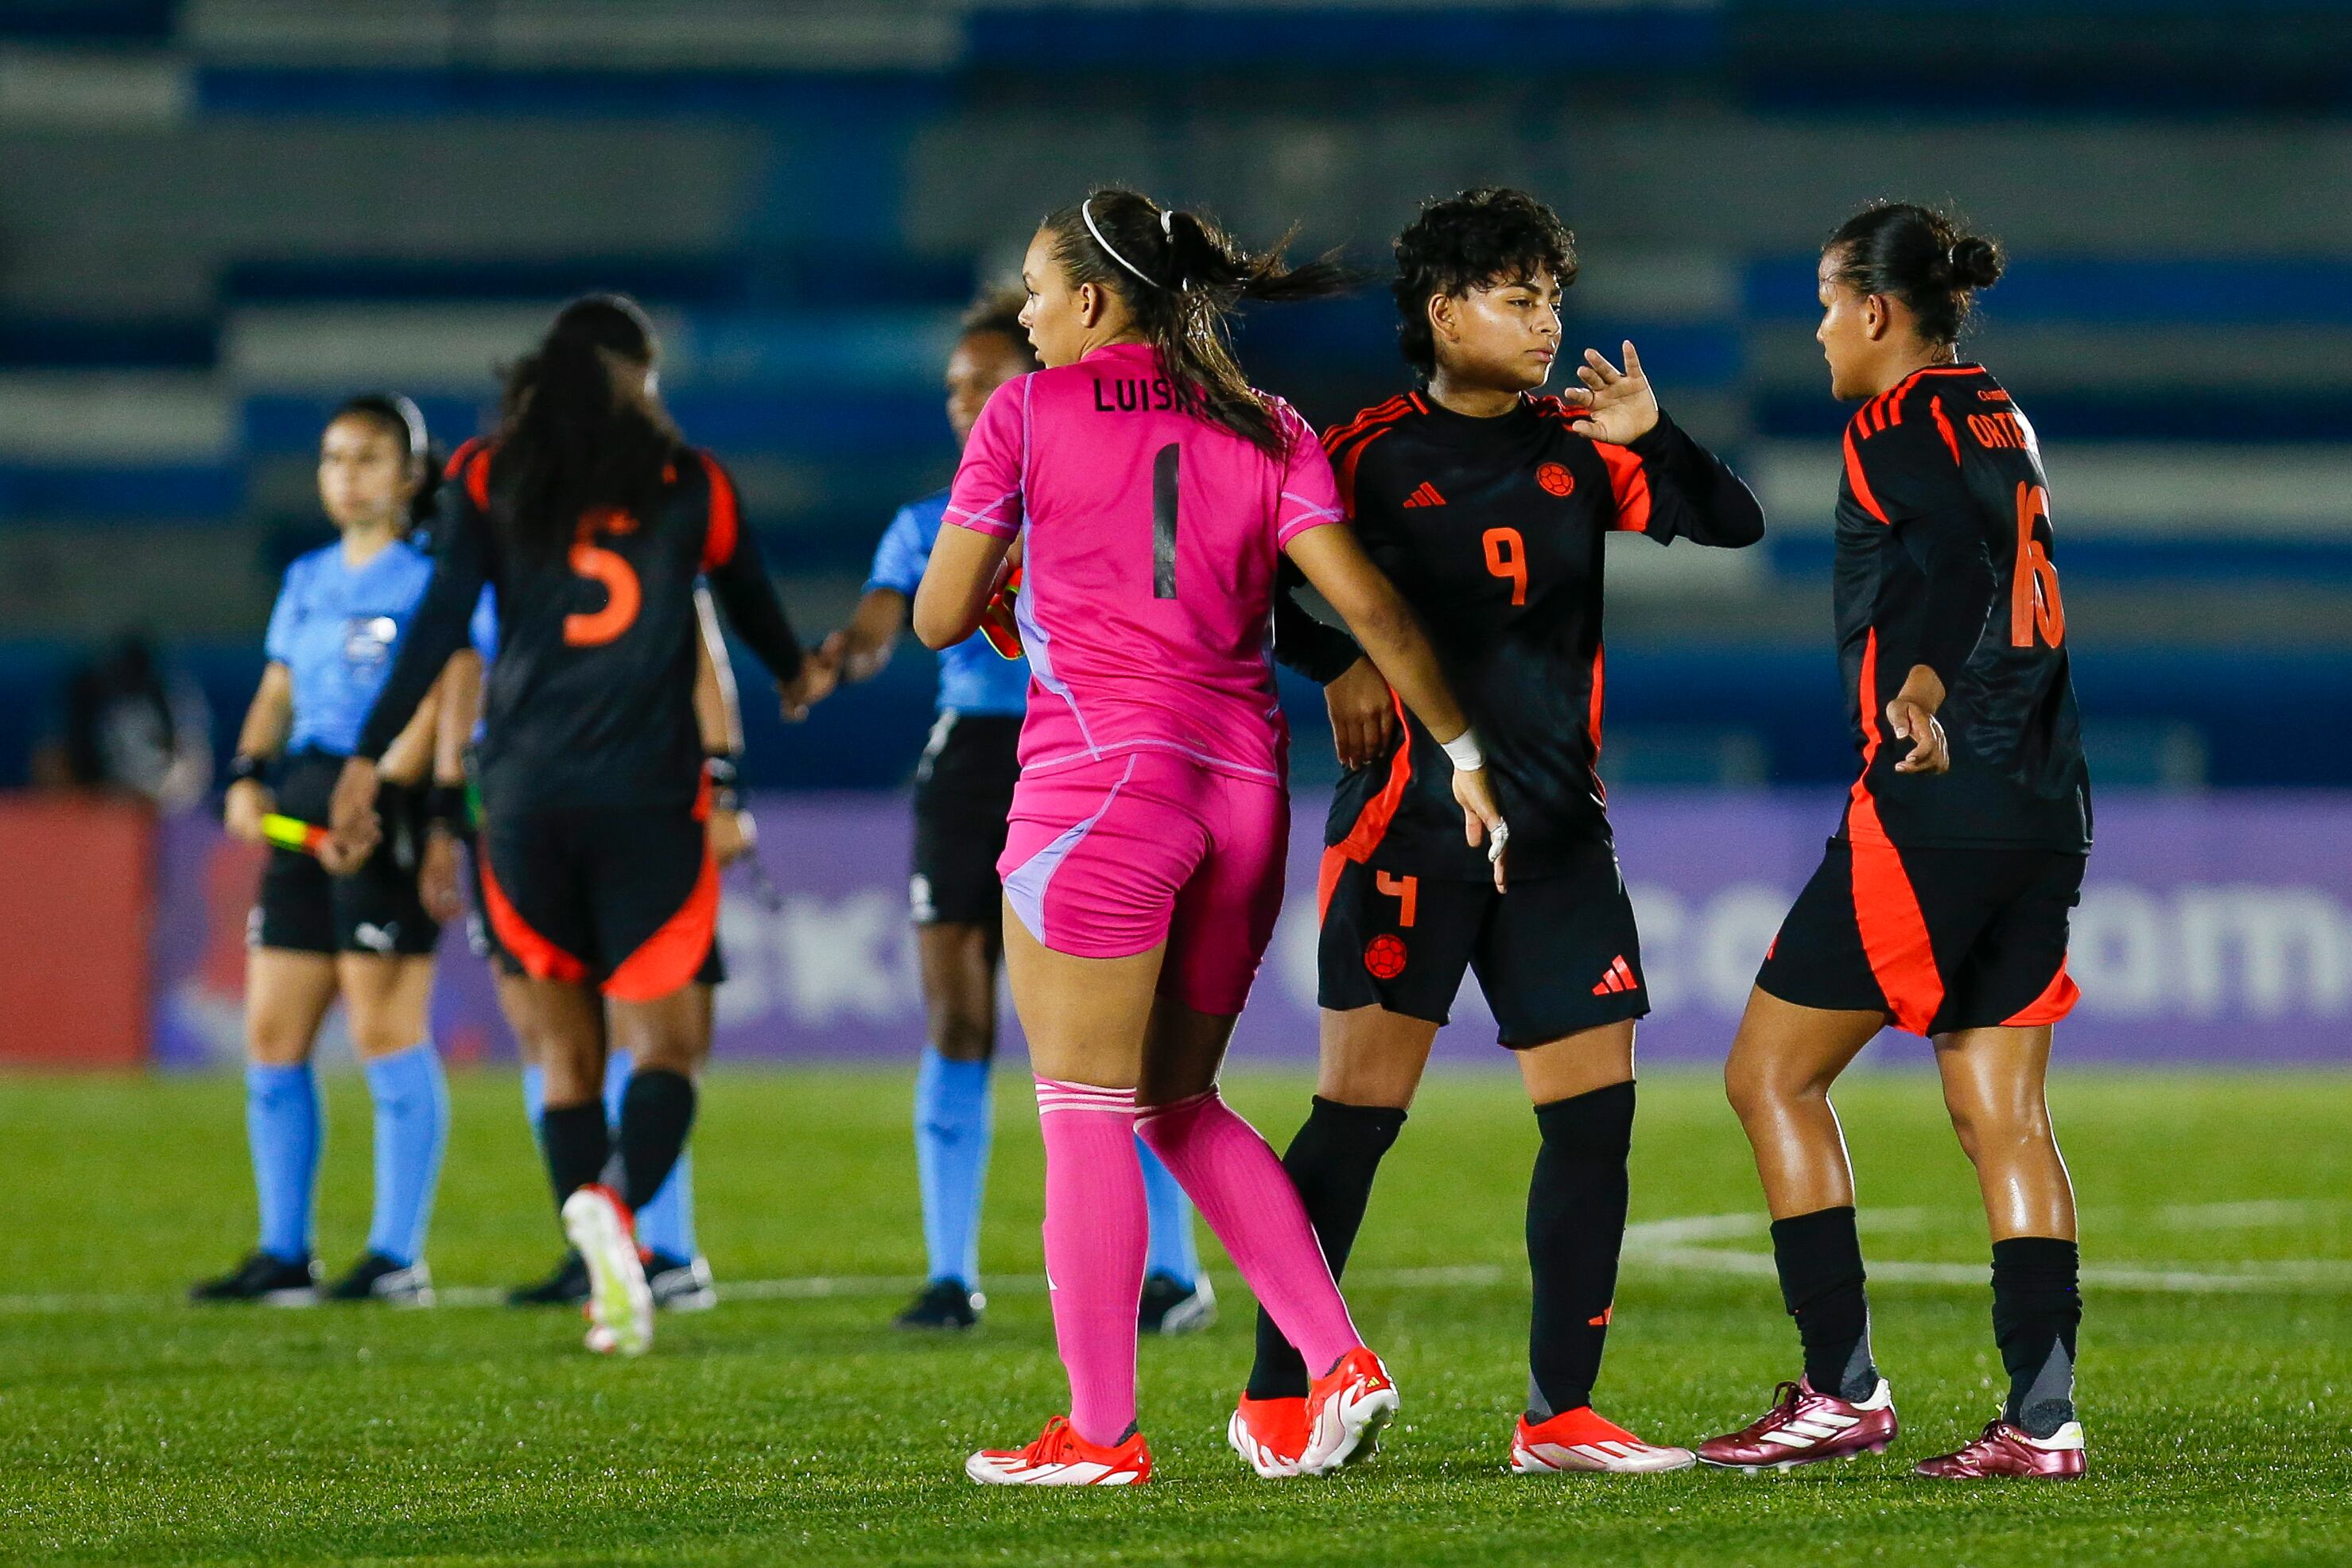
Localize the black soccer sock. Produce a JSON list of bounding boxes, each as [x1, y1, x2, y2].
[[616, 1069, 697, 1213], [1991, 1236, 2081, 1438], [540, 1100, 611, 1212], [1770, 1205, 1879, 1400], [1525, 1081, 1636, 1419], [1245, 1097, 1407, 1401]]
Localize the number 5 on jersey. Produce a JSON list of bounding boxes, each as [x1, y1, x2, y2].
[[566, 509, 642, 646]]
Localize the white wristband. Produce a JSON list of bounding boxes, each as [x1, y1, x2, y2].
[[1440, 728, 1486, 772]]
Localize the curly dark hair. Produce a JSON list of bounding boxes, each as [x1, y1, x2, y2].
[[1039, 187, 1357, 455], [1826, 201, 2005, 346], [1393, 187, 1578, 379], [959, 283, 1038, 369]]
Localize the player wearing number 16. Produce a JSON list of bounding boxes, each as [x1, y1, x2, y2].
[[915, 187, 1501, 1486], [330, 295, 835, 1358], [1698, 205, 2094, 1481]]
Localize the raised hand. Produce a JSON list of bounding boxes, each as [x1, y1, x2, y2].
[[1560, 340, 1660, 446]]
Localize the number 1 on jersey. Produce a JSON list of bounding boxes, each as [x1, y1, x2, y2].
[[1483, 526, 1527, 606], [1151, 442, 1179, 600]]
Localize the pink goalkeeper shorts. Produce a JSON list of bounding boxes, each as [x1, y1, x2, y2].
[[998, 749, 1290, 1017]]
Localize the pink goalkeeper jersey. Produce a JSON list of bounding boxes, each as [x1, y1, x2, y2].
[[944, 341, 1345, 782]]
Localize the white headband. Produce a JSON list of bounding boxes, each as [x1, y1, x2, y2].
[[1081, 197, 1163, 290], [386, 393, 428, 460]]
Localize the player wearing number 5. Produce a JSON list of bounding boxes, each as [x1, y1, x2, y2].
[[1697, 205, 2093, 1481], [330, 296, 836, 1357], [1236, 188, 1764, 1478], [918, 188, 1503, 1485]]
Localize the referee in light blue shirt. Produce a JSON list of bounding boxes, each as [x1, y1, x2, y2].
[[196, 394, 459, 1309], [825, 289, 1209, 1334]]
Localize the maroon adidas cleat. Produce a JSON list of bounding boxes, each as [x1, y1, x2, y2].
[[1913, 1419, 2086, 1480], [1695, 1375, 1898, 1472]]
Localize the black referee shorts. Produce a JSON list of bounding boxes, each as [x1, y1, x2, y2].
[[250, 750, 441, 958], [1317, 836, 1648, 1049], [1756, 838, 2084, 1037], [909, 710, 1023, 928]]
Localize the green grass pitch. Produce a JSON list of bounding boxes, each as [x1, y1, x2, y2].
[[6, 1066, 2350, 1566]]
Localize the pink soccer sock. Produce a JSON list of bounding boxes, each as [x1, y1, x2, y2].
[[1034, 1077, 1148, 1447], [1135, 1089, 1362, 1378]]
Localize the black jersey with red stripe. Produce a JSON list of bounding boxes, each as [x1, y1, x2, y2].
[[1319, 391, 1764, 881], [1833, 363, 2091, 852], [356, 437, 804, 810], [1834, 364, 2098, 851]]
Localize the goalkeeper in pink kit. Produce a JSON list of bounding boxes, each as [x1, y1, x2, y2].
[[915, 187, 1505, 1486]]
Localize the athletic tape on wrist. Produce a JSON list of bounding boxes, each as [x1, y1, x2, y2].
[[1440, 728, 1486, 772]]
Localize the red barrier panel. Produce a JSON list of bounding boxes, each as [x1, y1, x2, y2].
[[0, 794, 153, 1069]]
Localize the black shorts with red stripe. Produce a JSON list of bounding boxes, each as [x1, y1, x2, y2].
[[474, 799, 720, 1002], [1756, 838, 2084, 1037], [1317, 836, 1648, 1048], [464, 829, 723, 987]]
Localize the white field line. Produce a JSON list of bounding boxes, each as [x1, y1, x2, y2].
[[5, 1203, 2345, 1318]]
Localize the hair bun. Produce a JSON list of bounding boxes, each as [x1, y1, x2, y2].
[[1947, 234, 2005, 290]]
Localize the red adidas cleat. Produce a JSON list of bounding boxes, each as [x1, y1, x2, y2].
[[1227, 1394, 1310, 1478], [1299, 1346, 1399, 1475], [1695, 1376, 1898, 1472], [1512, 1407, 1696, 1474], [1914, 1419, 2086, 1480], [964, 1415, 1152, 1486]]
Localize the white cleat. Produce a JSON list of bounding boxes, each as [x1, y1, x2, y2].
[[561, 1185, 652, 1357], [1512, 1407, 1698, 1474]]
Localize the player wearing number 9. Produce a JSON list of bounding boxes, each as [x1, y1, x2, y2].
[[1240, 187, 1766, 1479], [914, 186, 1499, 1487], [330, 294, 834, 1358]]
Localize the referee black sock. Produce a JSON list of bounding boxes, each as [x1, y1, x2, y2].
[[617, 1069, 697, 1214], [1771, 1205, 1879, 1401], [1526, 1081, 1636, 1419], [540, 1101, 611, 1212], [1992, 1236, 2081, 1438], [1245, 1097, 1407, 1401]]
